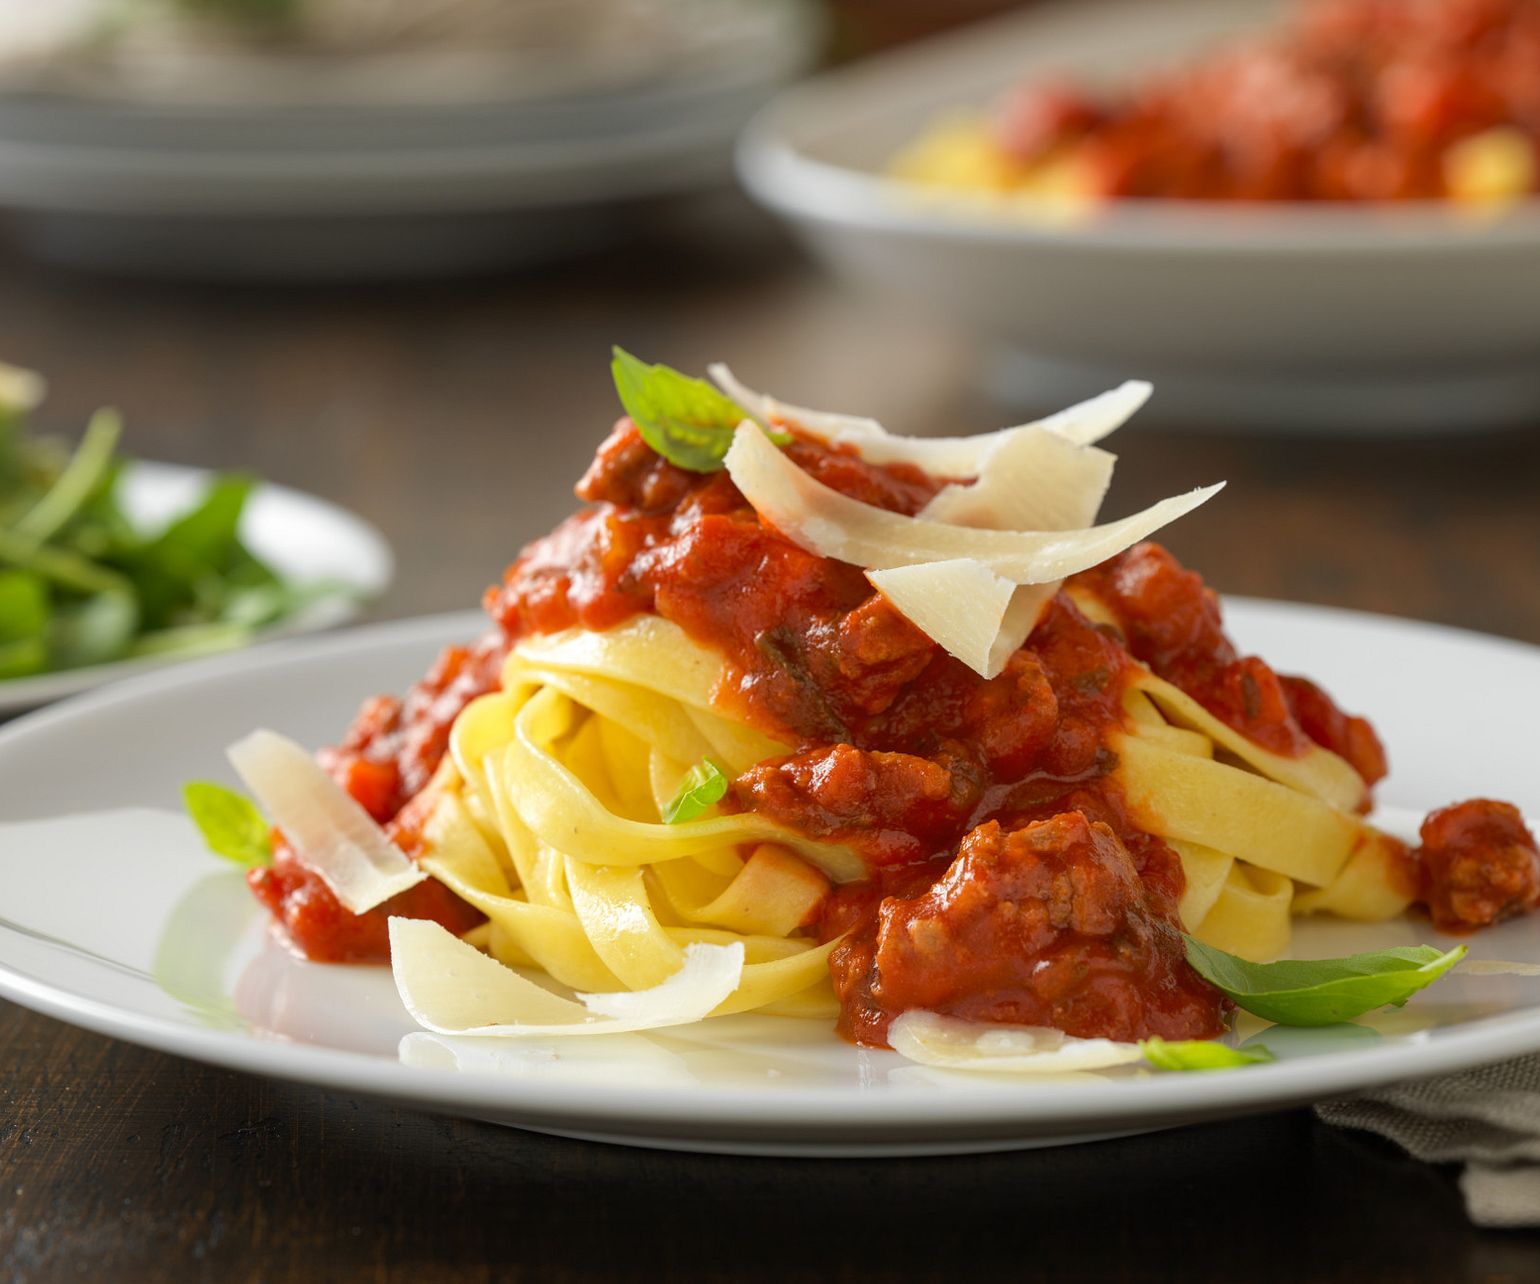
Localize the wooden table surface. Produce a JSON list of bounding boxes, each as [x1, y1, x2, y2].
[[1, 216, 1539, 1283]]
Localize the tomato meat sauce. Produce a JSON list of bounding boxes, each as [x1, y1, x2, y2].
[[248, 635, 503, 962], [995, 0, 1540, 202], [252, 418, 1529, 1046]]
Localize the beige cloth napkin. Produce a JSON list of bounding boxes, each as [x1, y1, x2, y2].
[[1317, 1057, 1540, 1228]]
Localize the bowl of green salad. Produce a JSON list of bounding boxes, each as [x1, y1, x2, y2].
[[0, 362, 392, 713]]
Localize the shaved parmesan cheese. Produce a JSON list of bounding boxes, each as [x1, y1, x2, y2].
[[227, 728, 426, 914], [888, 1011, 1145, 1074], [390, 917, 744, 1037], [710, 366, 1148, 474], [708, 363, 888, 442], [920, 426, 1113, 533], [850, 382, 1149, 475], [718, 379, 1213, 680], [1035, 380, 1152, 447], [912, 426, 1114, 672], [868, 559, 1018, 678], [984, 586, 1061, 676], [725, 422, 1222, 585]]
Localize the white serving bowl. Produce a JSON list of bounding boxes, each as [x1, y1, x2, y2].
[[738, 0, 1540, 432]]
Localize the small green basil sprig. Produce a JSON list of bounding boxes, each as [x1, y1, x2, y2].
[[183, 781, 272, 868], [1140, 1038, 1275, 1072], [610, 347, 786, 473], [1184, 935, 1467, 1027], [662, 758, 730, 824]]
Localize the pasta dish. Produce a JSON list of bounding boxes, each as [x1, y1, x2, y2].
[[189, 353, 1540, 1071], [892, 0, 1540, 207]]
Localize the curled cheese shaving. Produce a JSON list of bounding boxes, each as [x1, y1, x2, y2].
[[227, 728, 425, 914], [866, 559, 1025, 679], [725, 422, 1220, 585], [710, 363, 1149, 471], [390, 916, 744, 1037]]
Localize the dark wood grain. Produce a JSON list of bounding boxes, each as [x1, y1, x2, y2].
[[2, 215, 1539, 1283]]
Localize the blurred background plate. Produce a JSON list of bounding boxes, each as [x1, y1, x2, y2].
[[0, 460, 392, 714], [0, 0, 821, 279], [738, 0, 1540, 433]]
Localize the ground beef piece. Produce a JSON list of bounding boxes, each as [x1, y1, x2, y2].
[[838, 812, 1228, 1045], [1417, 799, 1540, 931], [732, 742, 983, 868]]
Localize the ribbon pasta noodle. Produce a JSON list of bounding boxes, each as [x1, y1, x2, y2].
[[407, 623, 847, 1022], [1102, 657, 1414, 953]]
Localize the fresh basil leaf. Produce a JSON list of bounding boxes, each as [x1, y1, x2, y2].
[[182, 781, 272, 868], [1141, 1038, 1275, 1072], [662, 757, 730, 824], [49, 590, 138, 669], [1183, 935, 1467, 1027], [611, 347, 749, 473]]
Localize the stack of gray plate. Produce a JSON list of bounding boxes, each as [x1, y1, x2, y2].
[[0, 0, 819, 278]]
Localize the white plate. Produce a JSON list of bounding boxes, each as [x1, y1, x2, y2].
[[0, 460, 393, 713], [0, 600, 1537, 1156], [738, 0, 1540, 433]]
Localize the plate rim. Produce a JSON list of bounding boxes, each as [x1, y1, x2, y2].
[[2, 600, 1540, 1146]]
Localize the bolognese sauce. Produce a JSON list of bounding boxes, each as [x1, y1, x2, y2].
[[250, 416, 1533, 1045], [987, 0, 1540, 203]]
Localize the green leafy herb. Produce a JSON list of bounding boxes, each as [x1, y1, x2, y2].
[[0, 374, 357, 682], [1141, 1038, 1275, 1072], [126, 473, 257, 629], [182, 781, 272, 868], [1183, 935, 1467, 1027], [610, 347, 751, 473], [662, 757, 730, 824]]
